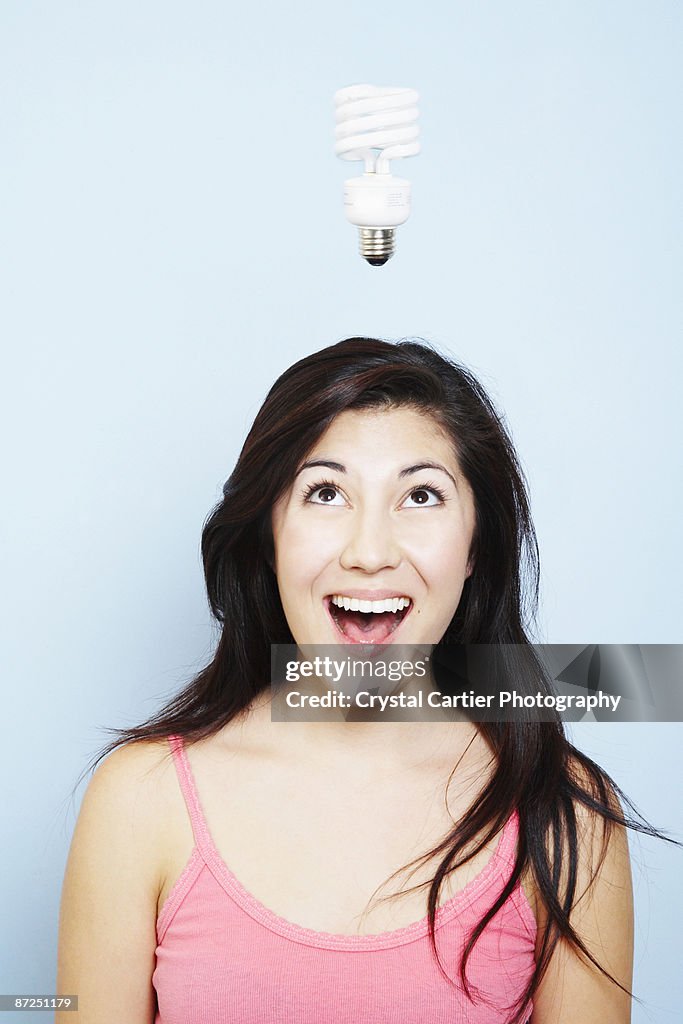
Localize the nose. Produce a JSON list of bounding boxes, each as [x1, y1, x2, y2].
[[339, 503, 402, 573]]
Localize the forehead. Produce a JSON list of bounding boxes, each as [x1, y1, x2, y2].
[[306, 406, 456, 462]]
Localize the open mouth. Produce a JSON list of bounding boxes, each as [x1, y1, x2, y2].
[[325, 594, 413, 644]]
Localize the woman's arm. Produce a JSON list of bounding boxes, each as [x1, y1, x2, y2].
[[530, 790, 634, 1024], [55, 741, 168, 1024]]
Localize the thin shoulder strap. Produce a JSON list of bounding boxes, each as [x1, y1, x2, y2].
[[167, 734, 214, 859], [490, 809, 520, 874]]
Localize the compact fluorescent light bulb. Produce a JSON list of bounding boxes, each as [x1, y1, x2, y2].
[[334, 84, 420, 266]]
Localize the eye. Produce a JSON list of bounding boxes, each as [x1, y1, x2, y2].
[[302, 479, 346, 505], [403, 483, 448, 507]]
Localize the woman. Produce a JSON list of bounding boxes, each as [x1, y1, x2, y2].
[[57, 337, 647, 1023]]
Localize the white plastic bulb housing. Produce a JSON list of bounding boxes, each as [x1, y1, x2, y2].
[[334, 84, 420, 266]]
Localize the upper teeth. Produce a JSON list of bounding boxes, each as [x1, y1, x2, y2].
[[330, 595, 411, 614]]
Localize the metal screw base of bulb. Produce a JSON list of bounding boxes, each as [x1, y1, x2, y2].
[[358, 227, 395, 266]]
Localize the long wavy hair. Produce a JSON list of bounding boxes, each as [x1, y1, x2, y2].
[[88, 336, 667, 1023]]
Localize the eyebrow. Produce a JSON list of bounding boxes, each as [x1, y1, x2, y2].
[[296, 459, 459, 491]]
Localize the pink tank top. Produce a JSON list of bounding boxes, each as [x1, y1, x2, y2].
[[153, 734, 537, 1024]]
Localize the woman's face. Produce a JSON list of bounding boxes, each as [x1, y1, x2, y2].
[[270, 406, 476, 647]]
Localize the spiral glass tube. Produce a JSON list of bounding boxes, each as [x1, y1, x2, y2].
[[334, 84, 420, 265]]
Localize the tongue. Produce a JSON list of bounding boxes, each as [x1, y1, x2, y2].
[[333, 608, 401, 643]]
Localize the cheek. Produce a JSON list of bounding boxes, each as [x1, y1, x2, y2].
[[426, 553, 470, 597], [404, 519, 472, 573], [273, 514, 339, 581]]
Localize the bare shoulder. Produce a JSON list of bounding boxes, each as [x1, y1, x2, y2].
[[56, 738, 179, 1023], [65, 737, 182, 912], [563, 753, 632, 899], [527, 753, 634, 1024], [82, 738, 177, 838], [91, 736, 190, 872], [88, 736, 176, 801], [521, 754, 630, 897]]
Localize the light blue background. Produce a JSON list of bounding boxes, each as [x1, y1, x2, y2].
[[1, 1, 681, 1021]]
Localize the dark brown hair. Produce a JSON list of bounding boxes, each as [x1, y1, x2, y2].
[[88, 336, 669, 1022]]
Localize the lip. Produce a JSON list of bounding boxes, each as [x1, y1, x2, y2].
[[323, 593, 414, 645]]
